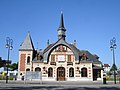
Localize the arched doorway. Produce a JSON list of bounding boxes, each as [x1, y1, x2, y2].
[[57, 67, 65, 81], [35, 67, 41, 72]]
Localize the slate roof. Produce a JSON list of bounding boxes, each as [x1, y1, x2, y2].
[[79, 50, 102, 64], [58, 12, 66, 31], [19, 33, 34, 50], [43, 43, 55, 54], [32, 50, 44, 63]]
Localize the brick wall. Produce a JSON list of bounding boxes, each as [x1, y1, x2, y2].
[[20, 54, 26, 71]]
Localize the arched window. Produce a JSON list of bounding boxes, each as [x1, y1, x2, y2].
[[81, 68, 87, 77], [26, 68, 30, 71], [48, 67, 53, 77], [35, 67, 41, 72], [69, 67, 74, 77], [27, 56, 30, 64]]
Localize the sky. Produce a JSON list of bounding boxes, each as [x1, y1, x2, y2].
[[0, 0, 120, 68]]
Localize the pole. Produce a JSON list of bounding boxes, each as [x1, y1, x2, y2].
[[110, 37, 117, 84], [6, 37, 13, 84], [6, 40, 10, 83], [113, 48, 116, 84]]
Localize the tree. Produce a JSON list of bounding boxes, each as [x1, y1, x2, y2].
[[0, 57, 18, 70], [0, 57, 6, 67], [0, 57, 2, 67], [110, 64, 117, 71], [9, 62, 18, 71], [0, 57, 12, 68], [110, 64, 117, 74]]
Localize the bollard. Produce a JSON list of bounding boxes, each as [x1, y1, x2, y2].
[[119, 78, 120, 84], [103, 77, 106, 84], [21, 76, 24, 81]]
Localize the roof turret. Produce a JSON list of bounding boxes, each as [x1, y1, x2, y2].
[[19, 32, 34, 50], [58, 12, 66, 40]]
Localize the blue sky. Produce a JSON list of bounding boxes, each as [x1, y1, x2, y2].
[[0, 0, 120, 67]]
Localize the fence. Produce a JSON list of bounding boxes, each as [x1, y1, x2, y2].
[[25, 71, 42, 81]]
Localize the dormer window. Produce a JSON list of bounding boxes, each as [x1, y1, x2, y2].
[[36, 53, 43, 60], [81, 53, 88, 60]]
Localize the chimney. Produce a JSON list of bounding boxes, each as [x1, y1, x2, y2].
[[47, 40, 49, 46], [74, 40, 76, 47]]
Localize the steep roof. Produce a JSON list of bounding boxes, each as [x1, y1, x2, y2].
[[79, 50, 102, 64], [43, 38, 81, 63], [19, 33, 34, 50], [58, 12, 66, 31]]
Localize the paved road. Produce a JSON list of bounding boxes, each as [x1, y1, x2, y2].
[[0, 80, 120, 90]]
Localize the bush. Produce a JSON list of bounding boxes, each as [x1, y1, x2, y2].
[[0, 75, 14, 80]]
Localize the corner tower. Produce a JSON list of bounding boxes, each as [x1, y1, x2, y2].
[[18, 32, 34, 78], [58, 12, 66, 40]]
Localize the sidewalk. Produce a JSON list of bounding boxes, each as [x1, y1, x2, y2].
[[0, 80, 120, 90], [0, 80, 120, 86]]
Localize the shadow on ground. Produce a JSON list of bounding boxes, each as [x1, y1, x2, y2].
[[0, 86, 120, 90]]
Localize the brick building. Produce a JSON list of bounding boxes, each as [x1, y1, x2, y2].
[[18, 13, 103, 81]]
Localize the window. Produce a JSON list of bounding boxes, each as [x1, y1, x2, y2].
[[48, 67, 53, 77], [69, 67, 74, 77], [37, 53, 43, 60], [26, 68, 30, 71], [97, 70, 101, 78], [51, 55, 55, 62], [35, 67, 41, 72], [68, 55, 71, 62], [81, 53, 87, 60], [20, 73, 22, 76], [81, 68, 87, 77], [27, 56, 30, 64]]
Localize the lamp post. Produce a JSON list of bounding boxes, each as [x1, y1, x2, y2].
[[110, 37, 117, 84], [6, 37, 13, 83]]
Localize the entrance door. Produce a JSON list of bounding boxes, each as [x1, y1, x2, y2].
[[93, 69, 97, 80], [57, 67, 65, 81]]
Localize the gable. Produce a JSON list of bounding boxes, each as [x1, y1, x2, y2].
[[43, 38, 80, 63]]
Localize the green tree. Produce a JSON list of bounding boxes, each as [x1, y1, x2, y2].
[[9, 62, 18, 71], [0, 57, 6, 67], [110, 64, 117, 71], [0, 57, 2, 67]]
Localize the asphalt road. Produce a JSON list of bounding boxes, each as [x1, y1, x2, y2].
[[0, 80, 120, 90]]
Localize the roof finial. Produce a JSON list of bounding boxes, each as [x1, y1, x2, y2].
[[28, 31, 30, 33], [28, 31, 30, 36], [47, 39, 49, 46], [61, 11, 63, 14]]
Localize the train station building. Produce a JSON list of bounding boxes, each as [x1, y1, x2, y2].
[[18, 13, 103, 81]]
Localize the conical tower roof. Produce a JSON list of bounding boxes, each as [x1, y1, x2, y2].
[[58, 12, 66, 31], [19, 32, 34, 50]]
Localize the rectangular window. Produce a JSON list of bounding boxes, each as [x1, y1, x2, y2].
[[68, 55, 71, 62], [51, 55, 55, 62]]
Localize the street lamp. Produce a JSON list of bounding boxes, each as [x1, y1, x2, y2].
[[110, 37, 117, 84], [6, 37, 13, 83]]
